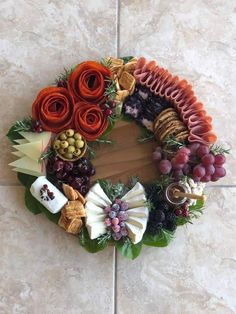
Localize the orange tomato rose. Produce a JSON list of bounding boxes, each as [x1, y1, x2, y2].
[[32, 87, 75, 133], [68, 61, 111, 104], [74, 102, 109, 141]]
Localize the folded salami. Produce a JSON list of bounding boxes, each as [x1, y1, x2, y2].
[[30, 176, 68, 214]]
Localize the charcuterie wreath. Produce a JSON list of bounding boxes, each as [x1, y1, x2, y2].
[[7, 56, 229, 259]]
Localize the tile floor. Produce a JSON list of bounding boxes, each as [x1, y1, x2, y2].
[[0, 1, 236, 313]]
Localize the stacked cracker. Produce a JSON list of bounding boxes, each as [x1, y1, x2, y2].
[[58, 184, 86, 235], [153, 108, 189, 144]]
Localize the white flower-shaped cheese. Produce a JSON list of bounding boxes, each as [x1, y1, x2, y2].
[[85, 182, 149, 244]]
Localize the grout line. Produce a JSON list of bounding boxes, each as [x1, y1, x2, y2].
[[114, 1, 120, 313]]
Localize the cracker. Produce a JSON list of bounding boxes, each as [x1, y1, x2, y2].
[[119, 71, 136, 91]]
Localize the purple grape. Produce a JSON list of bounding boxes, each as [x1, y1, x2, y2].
[[118, 211, 128, 221], [109, 211, 117, 219], [64, 162, 73, 172], [56, 170, 67, 180], [104, 206, 111, 214], [112, 233, 122, 241], [112, 203, 120, 211], [120, 202, 129, 211], [53, 160, 64, 172], [105, 218, 112, 226], [79, 184, 89, 196], [112, 225, 120, 233], [119, 221, 126, 228], [120, 228, 128, 236], [81, 176, 90, 184]]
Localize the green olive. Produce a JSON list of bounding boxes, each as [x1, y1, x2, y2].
[[67, 145, 75, 153], [58, 148, 66, 155], [53, 140, 61, 150], [60, 141, 69, 149], [67, 137, 75, 146], [66, 129, 75, 137], [74, 132, 82, 140], [64, 153, 73, 159], [73, 148, 81, 156], [75, 140, 84, 148], [60, 133, 67, 140]]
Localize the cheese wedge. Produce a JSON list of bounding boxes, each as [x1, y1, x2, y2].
[[126, 194, 146, 208], [127, 206, 149, 218], [14, 139, 28, 145], [85, 201, 104, 215], [86, 191, 110, 208], [86, 214, 106, 224], [19, 131, 52, 149], [127, 216, 147, 230], [12, 167, 43, 177], [86, 222, 107, 240], [90, 183, 112, 205], [121, 182, 145, 201], [12, 151, 25, 158], [9, 156, 43, 174], [125, 222, 144, 244], [13, 141, 42, 161]]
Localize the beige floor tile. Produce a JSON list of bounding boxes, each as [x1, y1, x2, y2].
[[1, 0, 117, 184], [116, 187, 236, 314], [119, 0, 236, 184], [0, 186, 114, 314]]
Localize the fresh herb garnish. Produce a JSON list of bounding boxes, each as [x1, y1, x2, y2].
[[210, 144, 230, 155], [55, 66, 76, 86], [97, 179, 128, 202], [38, 147, 54, 163], [138, 127, 155, 143], [164, 136, 186, 149], [6, 116, 33, 143], [101, 57, 112, 68]]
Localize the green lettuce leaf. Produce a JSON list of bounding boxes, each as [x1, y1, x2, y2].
[[79, 227, 109, 253], [143, 229, 175, 247], [114, 240, 142, 260]]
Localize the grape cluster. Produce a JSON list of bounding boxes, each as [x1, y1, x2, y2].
[[47, 156, 96, 195], [103, 198, 129, 241], [153, 143, 226, 183], [146, 201, 177, 234]]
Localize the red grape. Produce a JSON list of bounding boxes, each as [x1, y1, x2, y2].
[[214, 154, 226, 166], [175, 152, 189, 164], [183, 163, 191, 175], [201, 175, 211, 182], [214, 166, 226, 178], [178, 147, 191, 156], [201, 153, 215, 166], [189, 143, 200, 155], [205, 165, 215, 176], [153, 151, 162, 162], [171, 158, 185, 170], [159, 159, 172, 174], [173, 169, 183, 180], [193, 164, 206, 178], [192, 176, 201, 182], [211, 174, 220, 182], [196, 145, 210, 157]]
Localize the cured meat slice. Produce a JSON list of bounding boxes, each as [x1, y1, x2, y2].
[[134, 57, 217, 145]]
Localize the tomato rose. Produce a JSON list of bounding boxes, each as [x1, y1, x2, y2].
[[32, 87, 75, 133], [68, 61, 111, 104], [74, 102, 109, 141]]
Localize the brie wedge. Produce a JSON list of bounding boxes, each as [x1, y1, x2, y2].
[[86, 222, 107, 240]]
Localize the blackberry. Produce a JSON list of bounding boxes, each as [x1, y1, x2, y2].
[[164, 212, 177, 231], [146, 222, 162, 235], [156, 201, 170, 212]]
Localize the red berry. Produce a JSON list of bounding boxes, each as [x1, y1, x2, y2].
[[175, 208, 182, 216], [43, 184, 48, 190], [182, 209, 190, 217], [182, 202, 189, 211], [105, 108, 113, 116]]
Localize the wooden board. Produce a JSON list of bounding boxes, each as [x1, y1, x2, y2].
[[91, 120, 158, 184]]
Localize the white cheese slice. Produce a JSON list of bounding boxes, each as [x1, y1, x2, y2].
[[86, 222, 107, 240], [127, 206, 149, 218], [13, 141, 42, 161], [12, 167, 43, 177], [121, 182, 145, 201], [86, 191, 109, 208], [90, 183, 112, 205], [12, 151, 25, 158], [14, 139, 28, 144], [9, 156, 44, 174], [125, 222, 143, 244], [30, 176, 68, 214], [85, 201, 104, 215], [86, 214, 106, 224], [127, 216, 147, 230], [126, 194, 147, 208], [19, 131, 52, 146]]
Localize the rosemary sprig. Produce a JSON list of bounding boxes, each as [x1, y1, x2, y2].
[[101, 57, 112, 68], [55, 67, 75, 86], [38, 148, 54, 163], [87, 145, 96, 159], [138, 128, 155, 143], [154, 175, 174, 192], [95, 138, 113, 145], [10, 116, 33, 133], [210, 144, 230, 155], [104, 78, 117, 100], [164, 136, 186, 149]]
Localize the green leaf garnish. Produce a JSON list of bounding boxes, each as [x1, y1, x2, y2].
[[55, 66, 76, 86], [143, 229, 175, 247], [79, 227, 109, 253], [176, 199, 205, 226], [138, 127, 155, 143], [6, 116, 33, 143], [97, 179, 128, 202], [114, 239, 142, 260], [120, 56, 134, 64], [17, 172, 37, 187], [210, 144, 230, 155], [104, 78, 117, 100], [163, 136, 186, 150]]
